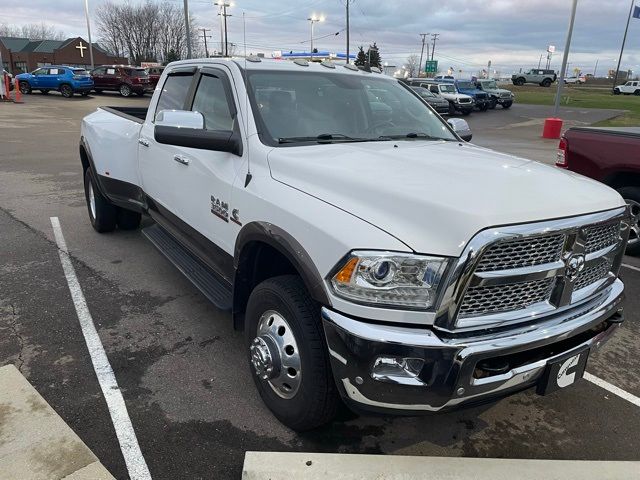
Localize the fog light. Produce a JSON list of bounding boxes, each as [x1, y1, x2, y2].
[[371, 356, 426, 386]]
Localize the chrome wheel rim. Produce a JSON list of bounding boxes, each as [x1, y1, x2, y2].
[[627, 198, 640, 249], [89, 181, 96, 219], [121, 85, 130, 96], [250, 310, 301, 399]]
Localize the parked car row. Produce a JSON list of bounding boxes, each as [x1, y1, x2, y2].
[[15, 64, 165, 98], [406, 77, 514, 116]]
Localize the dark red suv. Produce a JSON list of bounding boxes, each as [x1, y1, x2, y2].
[[147, 66, 165, 89], [91, 65, 151, 97]]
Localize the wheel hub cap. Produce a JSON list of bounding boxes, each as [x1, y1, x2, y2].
[[627, 199, 640, 247], [250, 310, 302, 399]]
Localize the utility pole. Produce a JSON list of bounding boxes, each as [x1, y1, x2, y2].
[[430, 33, 439, 62], [538, 53, 543, 69], [183, 0, 192, 59], [199, 28, 212, 57], [83, 0, 94, 69], [215, 2, 232, 57], [553, 0, 578, 117], [612, 0, 635, 92], [418, 33, 429, 78], [345, 0, 352, 63], [594, 58, 599, 77]]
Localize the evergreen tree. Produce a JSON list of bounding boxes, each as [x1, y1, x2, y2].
[[355, 46, 366, 67], [367, 42, 382, 69], [165, 49, 180, 65]]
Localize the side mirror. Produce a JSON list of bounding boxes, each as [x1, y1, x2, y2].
[[154, 109, 242, 156], [447, 118, 472, 142]]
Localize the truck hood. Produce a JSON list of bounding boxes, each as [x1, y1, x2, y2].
[[268, 141, 625, 256]]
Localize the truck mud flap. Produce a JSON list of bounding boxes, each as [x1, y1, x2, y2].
[[142, 224, 232, 311]]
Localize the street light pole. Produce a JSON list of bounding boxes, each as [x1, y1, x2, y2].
[[307, 15, 324, 62], [553, 0, 578, 117], [183, 0, 192, 58], [83, 0, 94, 69], [612, 0, 635, 92], [345, 0, 351, 63]]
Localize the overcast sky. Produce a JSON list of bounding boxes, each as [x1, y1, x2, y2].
[[1, 0, 639, 75]]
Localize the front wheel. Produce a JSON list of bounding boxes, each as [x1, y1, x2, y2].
[[84, 169, 117, 233], [613, 89, 621, 95], [119, 84, 132, 97], [541, 79, 552, 87], [60, 84, 73, 98], [489, 99, 497, 110], [514, 78, 525, 86], [502, 101, 513, 109], [448, 102, 456, 115], [19, 81, 31, 94], [635, 90, 640, 96], [618, 186, 640, 256], [245, 275, 339, 431]]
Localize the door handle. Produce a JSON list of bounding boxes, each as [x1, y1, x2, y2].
[[138, 138, 149, 147], [174, 155, 190, 166]]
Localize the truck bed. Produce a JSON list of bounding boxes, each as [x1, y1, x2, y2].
[[99, 106, 148, 124]]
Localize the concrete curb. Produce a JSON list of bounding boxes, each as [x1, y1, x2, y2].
[[0, 364, 115, 480], [242, 452, 640, 480]]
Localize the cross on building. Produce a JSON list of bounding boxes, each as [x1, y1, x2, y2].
[[76, 41, 87, 58]]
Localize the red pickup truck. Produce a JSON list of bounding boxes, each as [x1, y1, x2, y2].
[[556, 126, 640, 255]]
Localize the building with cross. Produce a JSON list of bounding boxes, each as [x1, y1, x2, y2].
[[0, 36, 128, 74]]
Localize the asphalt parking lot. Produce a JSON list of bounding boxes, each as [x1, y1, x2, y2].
[[1, 92, 639, 479]]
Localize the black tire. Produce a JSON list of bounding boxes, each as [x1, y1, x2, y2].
[[94, 88, 103, 94], [60, 84, 73, 98], [489, 99, 497, 110], [479, 103, 489, 112], [613, 89, 621, 95], [541, 78, 552, 87], [514, 77, 525, 86], [81, 91, 89, 97], [635, 90, 640, 96], [119, 84, 132, 97], [502, 101, 513, 109], [462, 109, 471, 116], [116, 208, 141, 230], [84, 169, 117, 233], [41, 89, 49, 95], [448, 101, 456, 115], [245, 275, 339, 431], [617, 186, 640, 256], [19, 81, 31, 94]]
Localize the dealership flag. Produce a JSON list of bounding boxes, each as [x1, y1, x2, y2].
[[633, 5, 640, 18]]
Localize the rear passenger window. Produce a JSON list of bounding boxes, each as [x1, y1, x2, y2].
[[49, 68, 59, 75], [106, 68, 116, 75], [155, 74, 194, 120], [191, 74, 234, 131]]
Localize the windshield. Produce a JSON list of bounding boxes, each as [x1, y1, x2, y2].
[[247, 71, 457, 145], [456, 81, 474, 89], [481, 81, 497, 89], [412, 87, 435, 98], [439, 84, 456, 93]]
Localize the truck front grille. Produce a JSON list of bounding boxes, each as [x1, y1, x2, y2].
[[475, 234, 565, 272], [458, 98, 471, 104], [459, 278, 555, 317], [438, 208, 629, 331]]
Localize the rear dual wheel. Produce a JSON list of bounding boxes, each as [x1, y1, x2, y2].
[[83, 169, 141, 233]]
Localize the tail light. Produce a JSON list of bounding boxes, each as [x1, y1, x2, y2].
[[556, 137, 569, 168]]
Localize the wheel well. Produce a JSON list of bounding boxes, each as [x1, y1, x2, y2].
[[59, 82, 72, 88], [79, 145, 90, 173], [603, 172, 640, 190], [233, 241, 299, 331]]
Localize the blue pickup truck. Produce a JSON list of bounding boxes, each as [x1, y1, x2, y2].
[[16, 65, 93, 98], [436, 78, 491, 111]]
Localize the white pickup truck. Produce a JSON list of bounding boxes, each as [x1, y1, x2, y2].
[[81, 58, 631, 431]]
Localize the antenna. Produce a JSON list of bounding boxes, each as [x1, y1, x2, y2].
[[242, 11, 252, 188]]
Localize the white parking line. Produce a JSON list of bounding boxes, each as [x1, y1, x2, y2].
[[584, 372, 640, 408], [50, 217, 151, 480], [622, 263, 640, 273]]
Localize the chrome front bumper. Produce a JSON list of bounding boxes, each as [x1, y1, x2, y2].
[[321, 279, 624, 414]]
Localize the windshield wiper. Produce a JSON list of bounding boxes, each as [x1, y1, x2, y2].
[[385, 132, 454, 141], [278, 134, 380, 144]]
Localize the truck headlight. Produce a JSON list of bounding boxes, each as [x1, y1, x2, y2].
[[330, 251, 450, 310]]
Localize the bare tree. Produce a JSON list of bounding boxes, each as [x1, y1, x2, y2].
[[0, 22, 65, 40], [405, 55, 419, 78], [96, 0, 199, 64]]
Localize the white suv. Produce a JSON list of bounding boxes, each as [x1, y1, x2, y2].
[[614, 80, 640, 95]]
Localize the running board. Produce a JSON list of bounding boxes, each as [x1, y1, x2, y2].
[[142, 223, 232, 311]]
